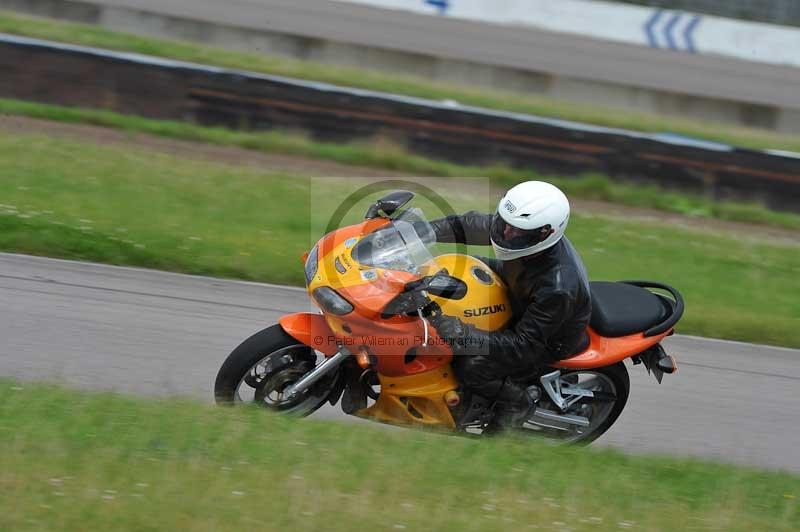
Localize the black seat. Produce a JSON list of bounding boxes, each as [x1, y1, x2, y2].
[[589, 282, 672, 337]]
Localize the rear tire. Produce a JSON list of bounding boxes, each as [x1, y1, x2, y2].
[[214, 324, 337, 416], [571, 361, 629, 444], [523, 361, 630, 444]]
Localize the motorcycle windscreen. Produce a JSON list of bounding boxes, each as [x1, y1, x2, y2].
[[351, 208, 435, 274]]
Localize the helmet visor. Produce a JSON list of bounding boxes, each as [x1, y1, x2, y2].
[[490, 213, 553, 251]]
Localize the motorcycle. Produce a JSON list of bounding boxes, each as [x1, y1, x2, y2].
[[215, 191, 684, 443]]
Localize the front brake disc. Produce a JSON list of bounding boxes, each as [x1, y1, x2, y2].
[[255, 361, 321, 409]]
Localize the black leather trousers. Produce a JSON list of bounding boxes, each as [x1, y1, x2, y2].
[[452, 347, 543, 402]]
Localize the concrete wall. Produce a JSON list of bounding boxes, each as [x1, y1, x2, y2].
[[2, 0, 800, 134], [0, 0, 99, 22], [606, 0, 800, 28], [338, 0, 800, 69]]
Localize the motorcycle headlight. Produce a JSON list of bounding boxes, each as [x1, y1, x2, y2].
[[304, 244, 319, 286], [312, 286, 354, 316]]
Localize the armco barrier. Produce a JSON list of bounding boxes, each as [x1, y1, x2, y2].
[[1, 34, 798, 211]]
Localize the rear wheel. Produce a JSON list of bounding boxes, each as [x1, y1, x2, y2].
[[523, 362, 630, 444], [214, 325, 339, 416]]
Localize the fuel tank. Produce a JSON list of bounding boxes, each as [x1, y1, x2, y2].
[[428, 254, 512, 332]]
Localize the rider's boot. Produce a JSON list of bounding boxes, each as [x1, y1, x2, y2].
[[490, 379, 540, 430]]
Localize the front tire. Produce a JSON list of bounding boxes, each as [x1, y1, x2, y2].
[[214, 324, 337, 416]]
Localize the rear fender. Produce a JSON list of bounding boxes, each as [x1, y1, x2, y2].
[[555, 327, 671, 370], [279, 312, 338, 356]]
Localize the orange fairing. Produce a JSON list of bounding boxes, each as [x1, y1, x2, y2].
[[279, 312, 338, 356], [555, 327, 672, 370]]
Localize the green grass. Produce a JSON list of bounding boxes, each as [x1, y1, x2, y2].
[[3, 98, 800, 231], [1, 380, 797, 532], [1, 9, 800, 154], [1, 130, 798, 347]]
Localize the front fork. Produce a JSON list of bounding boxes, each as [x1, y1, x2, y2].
[[284, 345, 351, 398]]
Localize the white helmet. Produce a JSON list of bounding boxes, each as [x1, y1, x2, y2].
[[490, 181, 570, 261]]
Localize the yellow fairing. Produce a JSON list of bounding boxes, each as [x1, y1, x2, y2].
[[356, 366, 459, 428], [428, 254, 512, 332], [307, 237, 367, 292]]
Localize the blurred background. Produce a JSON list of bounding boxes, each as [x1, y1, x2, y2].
[[2, 0, 800, 208]]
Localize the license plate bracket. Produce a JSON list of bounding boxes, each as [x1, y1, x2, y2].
[[640, 344, 668, 384]]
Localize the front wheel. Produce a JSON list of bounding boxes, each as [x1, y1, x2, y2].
[[524, 362, 630, 444], [214, 324, 339, 416]]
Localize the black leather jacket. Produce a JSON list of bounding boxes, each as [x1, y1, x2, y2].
[[430, 211, 592, 363]]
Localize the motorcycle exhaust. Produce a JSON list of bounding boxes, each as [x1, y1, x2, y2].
[[531, 408, 590, 428]]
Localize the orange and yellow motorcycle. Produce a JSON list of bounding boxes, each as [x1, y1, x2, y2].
[[215, 191, 684, 443]]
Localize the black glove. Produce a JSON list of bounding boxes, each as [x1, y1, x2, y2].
[[431, 314, 469, 340]]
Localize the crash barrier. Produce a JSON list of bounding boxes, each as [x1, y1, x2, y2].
[[1, 33, 798, 211], [335, 0, 800, 69]]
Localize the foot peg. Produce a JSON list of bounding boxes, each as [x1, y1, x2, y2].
[[456, 394, 493, 430]]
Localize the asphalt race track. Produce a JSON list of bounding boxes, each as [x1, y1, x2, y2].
[[1, 252, 798, 472]]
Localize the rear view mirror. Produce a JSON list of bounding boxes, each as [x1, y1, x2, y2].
[[365, 190, 415, 219]]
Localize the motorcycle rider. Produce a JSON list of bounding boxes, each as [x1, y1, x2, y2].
[[428, 181, 591, 427]]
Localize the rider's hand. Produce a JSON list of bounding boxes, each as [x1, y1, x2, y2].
[[431, 314, 468, 340]]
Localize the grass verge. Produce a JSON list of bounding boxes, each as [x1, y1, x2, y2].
[[1, 130, 798, 347], [3, 98, 800, 231], [1, 380, 797, 532], [1, 10, 799, 154]]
